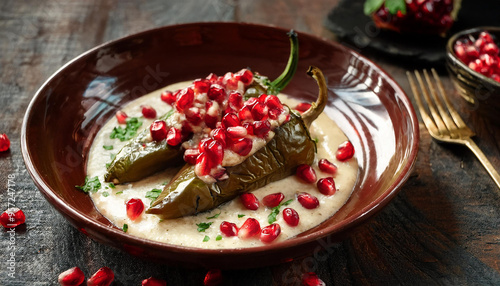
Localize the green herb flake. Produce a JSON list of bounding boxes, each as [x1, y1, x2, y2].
[[123, 224, 128, 232], [238, 214, 245, 218], [268, 199, 294, 224], [145, 188, 162, 204], [313, 138, 319, 143], [105, 163, 110, 169], [103, 145, 114, 150], [203, 235, 210, 242], [364, 0, 385, 15], [102, 191, 110, 197], [206, 213, 220, 220], [115, 191, 123, 195], [216, 235, 222, 241], [196, 222, 213, 232], [75, 176, 101, 193], [108, 183, 116, 189], [110, 117, 143, 142], [385, 0, 406, 15]]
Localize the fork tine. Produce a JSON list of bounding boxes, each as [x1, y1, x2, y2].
[[406, 71, 440, 136], [431, 68, 474, 135], [413, 70, 449, 136]]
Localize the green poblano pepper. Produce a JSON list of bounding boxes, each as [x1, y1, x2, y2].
[[146, 66, 327, 219], [104, 30, 299, 184]]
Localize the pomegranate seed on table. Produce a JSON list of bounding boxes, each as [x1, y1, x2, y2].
[[318, 158, 337, 175], [87, 267, 114, 286], [296, 164, 317, 183], [150, 120, 168, 142], [317, 177, 336, 196], [160, 90, 176, 105], [58, 266, 85, 286], [295, 102, 311, 113], [238, 218, 261, 239], [240, 193, 260, 210], [301, 272, 326, 286], [231, 137, 253, 156], [175, 88, 194, 111], [297, 192, 320, 209], [141, 105, 157, 119], [220, 221, 238, 237], [204, 269, 223, 286], [282, 208, 300, 227], [142, 277, 167, 286], [0, 207, 26, 228], [0, 133, 10, 152], [126, 198, 144, 221], [262, 192, 284, 208], [260, 223, 281, 243], [115, 110, 128, 124], [166, 127, 182, 146], [336, 141, 355, 161]]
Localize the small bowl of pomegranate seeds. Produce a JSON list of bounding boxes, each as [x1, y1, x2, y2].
[[447, 26, 500, 122]]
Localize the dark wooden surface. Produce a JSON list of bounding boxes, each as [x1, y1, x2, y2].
[[1, 1, 499, 285]]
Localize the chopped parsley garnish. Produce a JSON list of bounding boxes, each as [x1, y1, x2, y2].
[[105, 163, 110, 169], [108, 183, 116, 189], [196, 222, 213, 232], [203, 235, 210, 242], [216, 235, 222, 241], [238, 214, 245, 218], [268, 199, 293, 224], [123, 224, 128, 232], [103, 145, 114, 150], [110, 117, 142, 142], [75, 176, 101, 193], [206, 213, 220, 220], [102, 191, 110, 197], [161, 181, 169, 186], [313, 138, 319, 143], [145, 188, 162, 204], [115, 191, 123, 195]]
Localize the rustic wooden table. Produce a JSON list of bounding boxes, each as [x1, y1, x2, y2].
[[1, 0, 499, 285]]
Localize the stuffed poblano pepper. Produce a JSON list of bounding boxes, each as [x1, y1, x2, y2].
[[105, 30, 299, 184], [146, 66, 327, 219]]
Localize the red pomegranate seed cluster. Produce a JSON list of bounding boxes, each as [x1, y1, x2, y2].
[[58, 266, 170, 286], [155, 69, 290, 183], [454, 31, 500, 83]]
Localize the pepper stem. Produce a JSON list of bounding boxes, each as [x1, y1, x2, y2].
[[270, 30, 299, 94], [301, 66, 328, 128]]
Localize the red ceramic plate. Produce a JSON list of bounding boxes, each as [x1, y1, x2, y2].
[[21, 22, 419, 268]]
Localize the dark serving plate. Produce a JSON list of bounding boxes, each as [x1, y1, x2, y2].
[[21, 22, 419, 268]]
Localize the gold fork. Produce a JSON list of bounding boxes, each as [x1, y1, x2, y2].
[[407, 69, 500, 191]]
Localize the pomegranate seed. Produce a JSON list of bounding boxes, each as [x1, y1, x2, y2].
[[295, 102, 311, 113], [318, 158, 337, 174], [252, 120, 271, 138], [264, 95, 283, 109], [211, 128, 227, 148], [222, 113, 240, 128], [195, 153, 214, 176], [224, 72, 239, 90], [87, 267, 114, 286], [115, 110, 128, 124], [336, 141, 355, 161], [220, 221, 238, 237], [0, 207, 25, 228], [238, 218, 261, 239], [483, 43, 500, 56], [142, 277, 167, 286], [231, 137, 253, 156], [126, 198, 144, 221], [193, 78, 211, 94], [0, 133, 10, 152], [465, 45, 480, 59], [492, 74, 500, 83], [183, 148, 200, 165], [206, 73, 218, 83], [262, 192, 284, 208], [479, 31, 494, 44], [141, 105, 157, 119], [58, 267, 85, 286], [235, 68, 253, 85], [201, 139, 224, 165], [228, 91, 243, 110], [166, 127, 182, 146], [160, 90, 176, 105], [242, 122, 254, 135], [282, 208, 299, 226], [297, 192, 320, 209], [296, 164, 317, 183], [240, 193, 260, 210], [238, 106, 253, 121], [251, 102, 269, 121], [204, 269, 223, 286], [150, 120, 168, 141], [244, 97, 259, 108], [317, 177, 336, 196], [208, 84, 226, 102], [301, 272, 326, 286], [205, 114, 218, 129], [268, 108, 280, 120], [260, 223, 281, 243], [226, 126, 247, 138], [176, 88, 194, 111]]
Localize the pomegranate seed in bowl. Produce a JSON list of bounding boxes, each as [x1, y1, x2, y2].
[[282, 208, 300, 226], [336, 141, 355, 161], [115, 110, 128, 124], [238, 218, 261, 239], [141, 105, 157, 118], [240, 193, 260, 210], [126, 198, 144, 221], [317, 177, 336, 196], [262, 192, 285, 208], [297, 192, 320, 209], [296, 164, 317, 183], [260, 223, 281, 243], [220, 221, 238, 237], [318, 158, 337, 174]]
